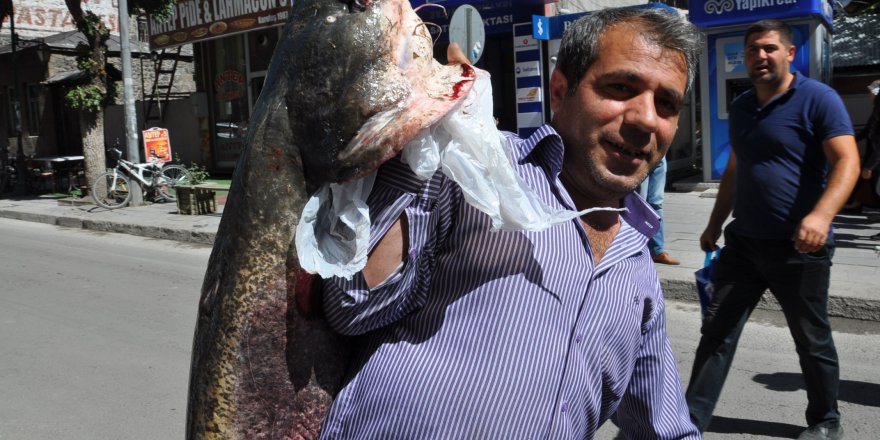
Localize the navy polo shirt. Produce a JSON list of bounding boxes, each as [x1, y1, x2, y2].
[[727, 72, 854, 240]]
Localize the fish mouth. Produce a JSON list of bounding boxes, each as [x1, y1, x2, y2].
[[319, 0, 477, 184]]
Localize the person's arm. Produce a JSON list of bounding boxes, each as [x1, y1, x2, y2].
[[861, 136, 880, 179], [321, 43, 469, 335], [321, 158, 455, 335], [699, 150, 737, 251], [358, 42, 470, 286], [792, 135, 860, 253], [613, 295, 701, 439]]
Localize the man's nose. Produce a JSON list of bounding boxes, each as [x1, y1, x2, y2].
[[623, 94, 659, 133]]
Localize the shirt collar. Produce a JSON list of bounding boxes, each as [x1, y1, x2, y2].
[[506, 124, 661, 239], [746, 71, 803, 111]]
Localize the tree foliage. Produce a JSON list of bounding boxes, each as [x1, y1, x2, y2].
[[1, 0, 176, 194], [0, 0, 176, 108], [842, 0, 880, 15]]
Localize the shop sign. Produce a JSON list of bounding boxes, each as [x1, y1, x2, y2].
[[689, 0, 833, 29], [533, 4, 679, 41], [514, 61, 541, 78], [143, 127, 173, 162], [414, 0, 540, 42], [148, 0, 291, 50], [513, 22, 544, 138], [516, 87, 542, 103], [0, 0, 120, 38], [214, 70, 246, 102]]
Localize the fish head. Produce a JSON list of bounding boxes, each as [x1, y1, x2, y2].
[[283, 0, 475, 187]]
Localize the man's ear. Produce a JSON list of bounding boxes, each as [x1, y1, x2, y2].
[[787, 44, 796, 62], [549, 69, 569, 115]]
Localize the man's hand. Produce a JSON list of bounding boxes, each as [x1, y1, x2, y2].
[[700, 225, 722, 252], [447, 42, 469, 65], [792, 212, 832, 253]]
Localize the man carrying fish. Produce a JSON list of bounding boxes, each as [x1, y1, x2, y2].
[[319, 6, 702, 438]]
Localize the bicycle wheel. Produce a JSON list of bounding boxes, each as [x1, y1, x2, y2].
[[156, 165, 193, 202], [91, 171, 133, 209]]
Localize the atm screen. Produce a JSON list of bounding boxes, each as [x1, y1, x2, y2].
[[726, 78, 753, 108]]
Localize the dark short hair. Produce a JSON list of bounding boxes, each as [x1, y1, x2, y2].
[[744, 19, 793, 47], [554, 6, 701, 96]]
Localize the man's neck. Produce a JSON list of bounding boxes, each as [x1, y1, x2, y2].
[[756, 71, 795, 107]]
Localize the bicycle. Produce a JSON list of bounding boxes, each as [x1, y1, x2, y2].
[[90, 148, 193, 209]]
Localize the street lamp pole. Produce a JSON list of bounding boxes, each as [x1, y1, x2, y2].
[[118, 0, 144, 206], [9, 7, 28, 195]]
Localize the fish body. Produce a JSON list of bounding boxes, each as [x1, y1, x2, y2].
[[186, 1, 474, 438]]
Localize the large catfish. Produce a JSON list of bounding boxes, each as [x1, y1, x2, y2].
[[186, 0, 475, 438]]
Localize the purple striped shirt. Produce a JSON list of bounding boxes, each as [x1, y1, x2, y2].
[[320, 125, 699, 439]]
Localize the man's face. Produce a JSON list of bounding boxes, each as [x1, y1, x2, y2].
[[745, 30, 794, 86], [550, 24, 687, 204]]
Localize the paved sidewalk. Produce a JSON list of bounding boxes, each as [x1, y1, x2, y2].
[[658, 189, 880, 322], [2, 190, 879, 321]]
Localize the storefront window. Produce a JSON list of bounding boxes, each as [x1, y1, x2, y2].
[[248, 28, 279, 74], [208, 35, 249, 169]]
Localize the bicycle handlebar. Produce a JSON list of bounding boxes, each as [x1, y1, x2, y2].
[[107, 148, 165, 168]]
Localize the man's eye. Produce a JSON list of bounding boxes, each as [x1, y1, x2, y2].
[[658, 99, 680, 114], [606, 84, 632, 96]]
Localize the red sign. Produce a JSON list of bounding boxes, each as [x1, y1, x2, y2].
[[213, 70, 246, 101], [147, 0, 291, 50], [143, 127, 173, 163]]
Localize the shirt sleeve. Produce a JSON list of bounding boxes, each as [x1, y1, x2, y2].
[[322, 156, 457, 336], [812, 87, 855, 141], [613, 293, 702, 439]]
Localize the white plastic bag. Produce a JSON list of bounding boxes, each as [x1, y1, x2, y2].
[[295, 173, 376, 280], [404, 69, 602, 231], [296, 69, 622, 278]]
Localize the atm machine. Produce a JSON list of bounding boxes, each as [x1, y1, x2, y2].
[[689, 0, 834, 180]]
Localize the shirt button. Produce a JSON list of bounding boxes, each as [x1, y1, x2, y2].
[[561, 401, 568, 413], [575, 335, 583, 344]]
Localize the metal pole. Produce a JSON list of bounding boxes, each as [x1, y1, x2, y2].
[[139, 17, 147, 131], [118, 0, 144, 205], [466, 8, 473, 64], [10, 9, 28, 195]]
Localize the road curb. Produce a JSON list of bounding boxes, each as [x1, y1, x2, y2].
[[661, 278, 880, 322], [0, 209, 57, 225], [4, 203, 880, 322], [78, 219, 217, 245]]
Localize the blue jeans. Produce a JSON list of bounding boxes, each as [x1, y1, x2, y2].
[[638, 156, 666, 255], [685, 230, 840, 431]]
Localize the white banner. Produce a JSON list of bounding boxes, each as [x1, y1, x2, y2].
[[1, 0, 120, 38]]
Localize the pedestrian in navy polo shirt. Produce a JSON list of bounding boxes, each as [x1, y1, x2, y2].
[[320, 7, 702, 439], [686, 19, 859, 440]]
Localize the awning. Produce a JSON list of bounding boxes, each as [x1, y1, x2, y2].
[[42, 70, 88, 85]]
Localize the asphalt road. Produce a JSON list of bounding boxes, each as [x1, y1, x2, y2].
[[0, 218, 210, 440], [0, 218, 878, 439]]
